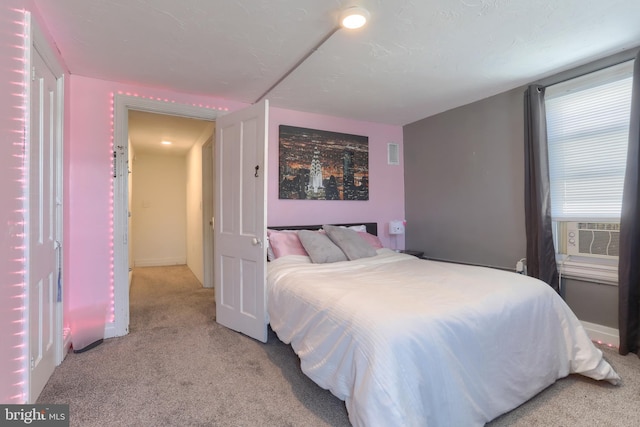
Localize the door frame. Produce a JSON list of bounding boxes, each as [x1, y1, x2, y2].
[[26, 13, 66, 402], [112, 96, 221, 337], [202, 137, 214, 288]]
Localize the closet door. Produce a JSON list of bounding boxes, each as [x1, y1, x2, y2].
[[29, 18, 64, 403]]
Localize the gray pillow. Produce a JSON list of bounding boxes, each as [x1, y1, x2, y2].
[[323, 224, 377, 260], [297, 230, 348, 263]]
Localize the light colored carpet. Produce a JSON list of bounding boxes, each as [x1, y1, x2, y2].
[[38, 265, 640, 426]]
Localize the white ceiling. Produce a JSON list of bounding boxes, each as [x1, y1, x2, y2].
[[128, 110, 213, 155], [33, 0, 640, 126]]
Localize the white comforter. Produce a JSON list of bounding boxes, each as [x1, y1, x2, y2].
[[267, 249, 620, 427]]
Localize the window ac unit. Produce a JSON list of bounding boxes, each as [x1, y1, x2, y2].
[[566, 222, 620, 257]]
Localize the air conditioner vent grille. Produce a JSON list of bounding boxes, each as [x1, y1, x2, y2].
[[567, 222, 620, 258]]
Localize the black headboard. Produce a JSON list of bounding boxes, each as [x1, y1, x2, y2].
[[268, 222, 378, 236]]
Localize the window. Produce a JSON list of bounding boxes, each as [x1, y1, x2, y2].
[[545, 60, 634, 284]]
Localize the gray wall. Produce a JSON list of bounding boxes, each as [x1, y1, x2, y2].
[[564, 279, 617, 328], [404, 87, 526, 270], [403, 87, 618, 329]]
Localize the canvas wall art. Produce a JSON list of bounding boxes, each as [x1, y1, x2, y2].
[[278, 125, 369, 200]]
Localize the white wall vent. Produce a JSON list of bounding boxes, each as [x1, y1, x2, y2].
[[566, 222, 620, 257], [387, 143, 399, 165]]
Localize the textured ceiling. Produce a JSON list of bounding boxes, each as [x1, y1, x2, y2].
[[33, 0, 640, 126]]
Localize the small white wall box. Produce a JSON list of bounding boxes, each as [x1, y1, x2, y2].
[[389, 220, 405, 235]]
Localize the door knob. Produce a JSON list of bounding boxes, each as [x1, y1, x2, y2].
[[252, 237, 262, 247]]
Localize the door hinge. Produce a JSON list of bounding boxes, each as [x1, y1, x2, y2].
[[31, 66, 35, 82]]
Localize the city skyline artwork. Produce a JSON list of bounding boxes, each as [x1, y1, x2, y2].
[[279, 125, 369, 200]]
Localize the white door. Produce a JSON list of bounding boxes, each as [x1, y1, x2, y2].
[[29, 44, 62, 402], [214, 101, 268, 342]]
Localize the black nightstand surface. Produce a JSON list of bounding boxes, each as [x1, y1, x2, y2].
[[398, 249, 424, 258]]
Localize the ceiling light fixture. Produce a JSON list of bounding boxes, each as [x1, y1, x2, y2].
[[161, 140, 172, 145], [340, 6, 370, 29], [253, 5, 370, 104]]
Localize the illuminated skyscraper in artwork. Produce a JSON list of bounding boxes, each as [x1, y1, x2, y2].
[[306, 146, 325, 198]]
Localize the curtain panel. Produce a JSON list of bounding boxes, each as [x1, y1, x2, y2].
[[619, 52, 640, 356], [524, 85, 560, 292]]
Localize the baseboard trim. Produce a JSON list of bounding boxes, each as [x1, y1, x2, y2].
[[581, 320, 619, 348], [103, 322, 121, 339], [134, 257, 187, 267], [62, 328, 72, 363]]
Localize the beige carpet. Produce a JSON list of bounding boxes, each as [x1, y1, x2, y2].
[[38, 265, 640, 426]]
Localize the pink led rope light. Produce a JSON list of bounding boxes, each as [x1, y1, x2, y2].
[[7, 7, 29, 403]]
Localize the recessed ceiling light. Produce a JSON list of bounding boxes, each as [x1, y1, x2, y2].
[[161, 140, 172, 145], [340, 6, 370, 29]]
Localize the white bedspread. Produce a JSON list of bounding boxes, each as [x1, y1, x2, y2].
[[267, 249, 620, 427]]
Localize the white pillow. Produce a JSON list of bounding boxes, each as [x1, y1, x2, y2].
[[342, 224, 367, 232]]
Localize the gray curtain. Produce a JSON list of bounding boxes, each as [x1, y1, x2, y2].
[[524, 85, 560, 292], [619, 51, 640, 356]]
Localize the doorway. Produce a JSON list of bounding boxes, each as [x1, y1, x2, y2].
[[112, 95, 221, 338], [128, 110, 213, 277]]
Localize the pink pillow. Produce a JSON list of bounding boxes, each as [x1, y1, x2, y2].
[[267, 230, 309, 259], [358, 231, 384, 249]]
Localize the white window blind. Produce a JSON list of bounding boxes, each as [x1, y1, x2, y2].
[[545, 61, 634, 221]]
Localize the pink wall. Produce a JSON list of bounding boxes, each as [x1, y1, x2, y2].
[[268, 107, 405, 248], [67, 78, 405, 335], [66, 76, 247, 331]]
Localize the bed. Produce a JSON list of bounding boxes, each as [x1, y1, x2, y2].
[[266, 223, 620, 427]]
